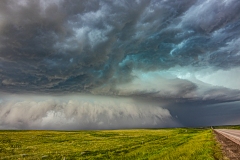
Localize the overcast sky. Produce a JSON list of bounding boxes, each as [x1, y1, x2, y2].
[[1, 0, 240, 129]]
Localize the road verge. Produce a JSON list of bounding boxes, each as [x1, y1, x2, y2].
[[214, 130, 240, 159]]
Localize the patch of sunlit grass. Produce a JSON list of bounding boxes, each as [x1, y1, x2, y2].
[[0, 128, 223, 159]]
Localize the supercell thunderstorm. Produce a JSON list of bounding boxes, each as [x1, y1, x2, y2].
[[0, 0, 240, 129]]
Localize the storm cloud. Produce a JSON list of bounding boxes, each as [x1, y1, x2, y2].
[[0, 95, 177, 130], [0, 0, 240, 129]]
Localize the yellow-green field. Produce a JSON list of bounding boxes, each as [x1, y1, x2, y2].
[[0, 128, 223, 160]]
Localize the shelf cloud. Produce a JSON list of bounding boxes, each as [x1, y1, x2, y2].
[[0, 95, 178, 129]]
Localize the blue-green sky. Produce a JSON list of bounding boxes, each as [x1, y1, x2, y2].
[[1, 0, 240, 129]]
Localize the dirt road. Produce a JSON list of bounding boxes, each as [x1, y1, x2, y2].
[[214, 129, 240, 160]]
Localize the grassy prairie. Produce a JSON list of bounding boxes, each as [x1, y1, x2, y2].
[[213, 125, 240, 130], [0, 128, 222, 160]]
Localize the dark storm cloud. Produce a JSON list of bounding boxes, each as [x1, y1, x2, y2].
[[1, 0, 240, 95], [1, 0, 240, 129], [166, 101, 240, 127]]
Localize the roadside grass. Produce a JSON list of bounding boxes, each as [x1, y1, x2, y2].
[[0, 128, 223, 159], [213, 125, 240, 130]]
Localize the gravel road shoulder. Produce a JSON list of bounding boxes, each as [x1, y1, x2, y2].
[[214, 130, 240, 160]]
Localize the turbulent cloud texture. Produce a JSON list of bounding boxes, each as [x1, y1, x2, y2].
[[0, 96, 177, 129], [0, 0, 240, 129]]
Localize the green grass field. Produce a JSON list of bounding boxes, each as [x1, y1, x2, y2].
[[0, 128, 223, 160], [213, 125, 240, 130]]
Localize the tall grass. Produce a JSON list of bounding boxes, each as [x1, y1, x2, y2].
[[0, 128, 223, 159]]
